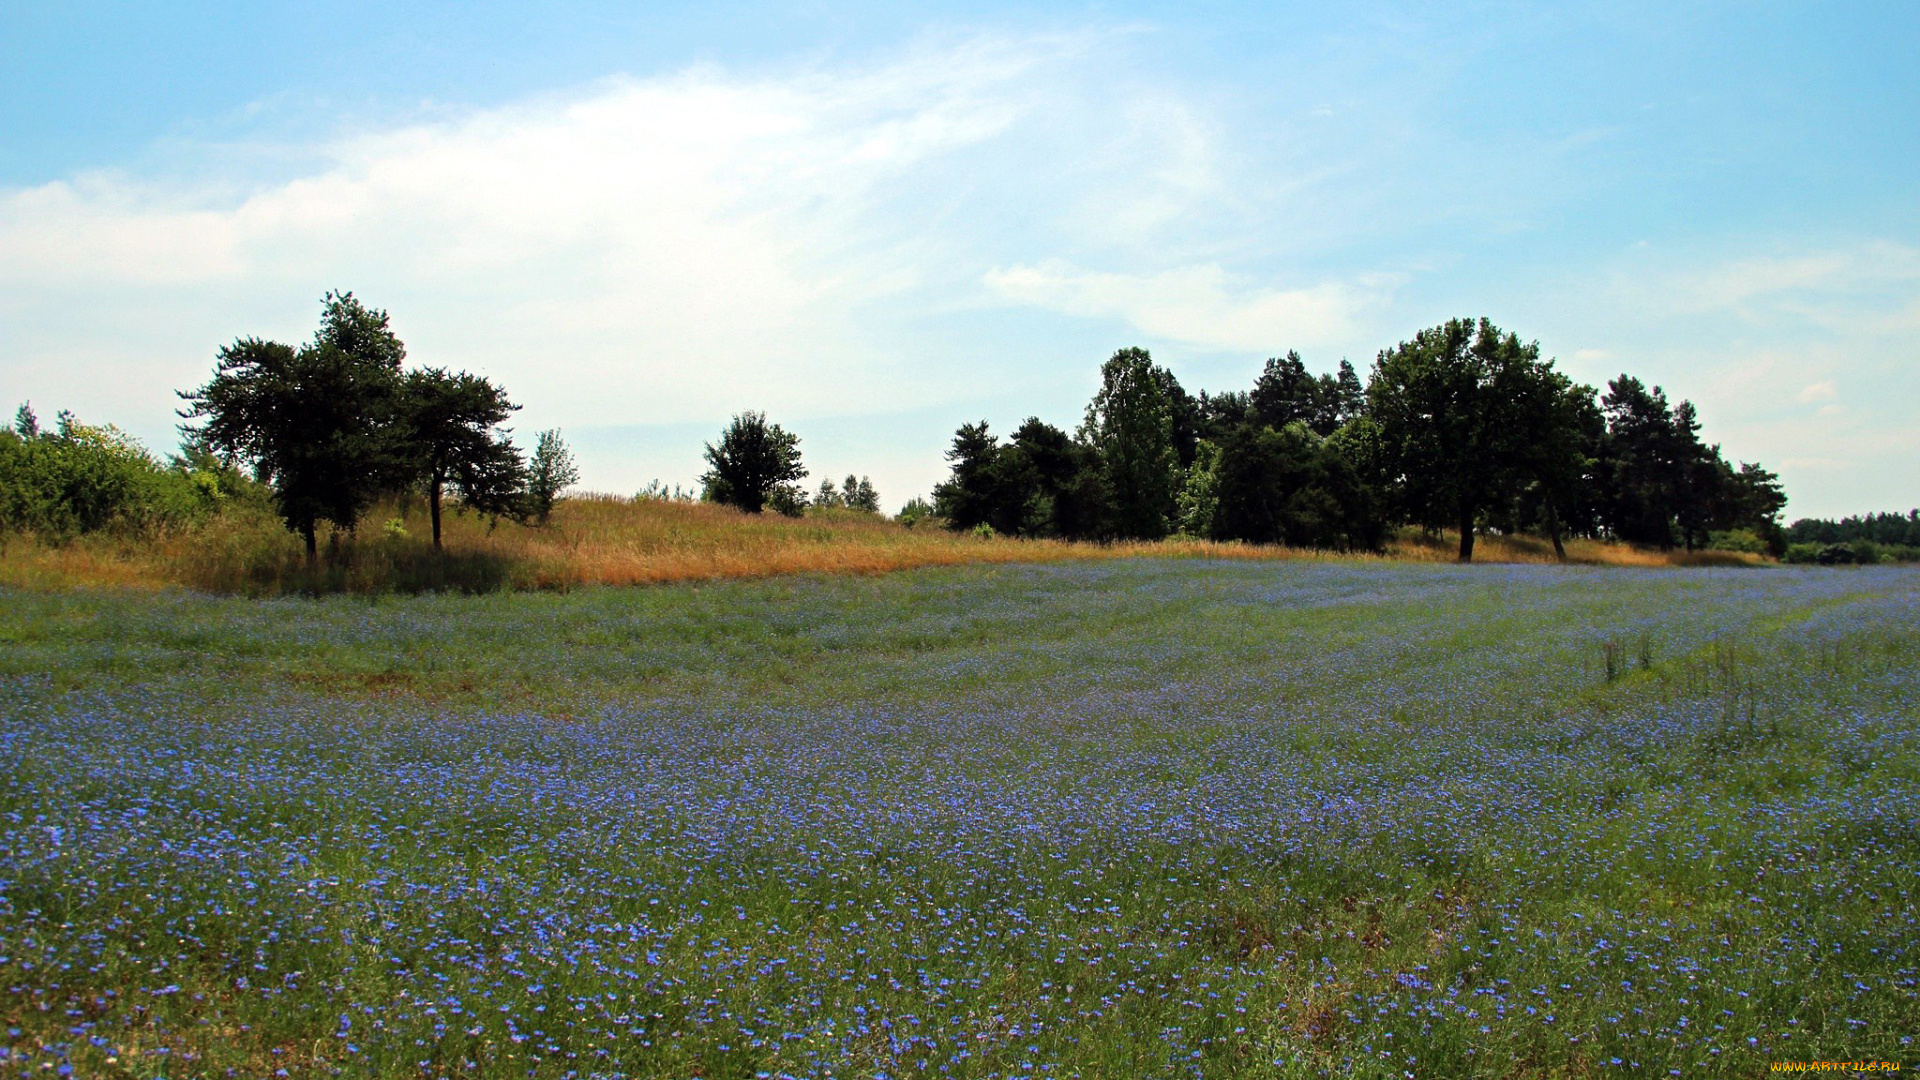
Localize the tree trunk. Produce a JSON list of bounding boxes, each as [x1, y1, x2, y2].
[[1458, 503, 1476, 563], [1547, 503, 1567, 563], [302, 522, 318, 566], [429, 474, 444, 551]]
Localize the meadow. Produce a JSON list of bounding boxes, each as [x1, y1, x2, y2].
[[0, 494, 1752, 597], [1, 559, 1914, 1078]]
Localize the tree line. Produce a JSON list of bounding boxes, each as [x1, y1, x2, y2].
[[5, 298, 1871, 567], [929, 318, 1788, 561], [1781, 510, 1920, 564]]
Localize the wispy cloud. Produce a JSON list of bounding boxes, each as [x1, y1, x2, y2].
[[983, 259, 1394, 352], [1659, 242, 1920, 333]]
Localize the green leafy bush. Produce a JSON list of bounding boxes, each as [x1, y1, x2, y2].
[[1706, 528, 1768, 554], [0, 405, 242, 539]]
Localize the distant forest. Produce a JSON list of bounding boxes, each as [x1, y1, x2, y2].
[[929, 318, 1792, 562], [1781, 510, 1920, 564], [4, 296, 1914, 566]]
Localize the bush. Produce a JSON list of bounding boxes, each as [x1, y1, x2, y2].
[[0, 405, 239, 539], [1707, 528, 1768, 555], [896, 497, 935, 529], [1790, 542, 1874, 565]]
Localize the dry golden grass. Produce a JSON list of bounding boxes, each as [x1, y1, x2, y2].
[[1386, 530, 1764, 567], [0, 494, 1763, 594]]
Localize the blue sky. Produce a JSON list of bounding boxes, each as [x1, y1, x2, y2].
[[3, 0, 1916, 517]]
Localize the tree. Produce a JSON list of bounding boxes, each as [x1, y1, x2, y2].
[[1209, 421, 1374, 550], [1250, 351, 1318, 432], [1010, 417, 1111, 539], [1367, 318, 1573, 561], [178, 292, 407, 562], [1154, 365, 1201, 469], [1723, 461, 1787, 548], [526, 428, 580, 524], [1248, 352, 1365, 437], [399, 368, 526, 548], [932, 421, 1004, 531], [1081, 347, 1179, 540], [1599, 376, 1706, 549], [1503, 369, 1602, 561], [700, 411, 807, 515], [842, 475, 880, 513]]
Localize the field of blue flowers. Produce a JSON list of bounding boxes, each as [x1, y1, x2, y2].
[[2, 560, 1916, 1078]]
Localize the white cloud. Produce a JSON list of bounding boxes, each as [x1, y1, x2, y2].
[[983, 259, 1392, 352], [5, 30, 1372, 500], [0, 36, 1094, 431], [1796, 380, 1837, 402]]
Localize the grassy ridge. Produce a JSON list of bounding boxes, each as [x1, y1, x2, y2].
[[0, 494, 1757, 595], [1, 562, 1912, 1077]]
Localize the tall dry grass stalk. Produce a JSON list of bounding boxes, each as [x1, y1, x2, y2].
[[0, 495, 1762, 594]]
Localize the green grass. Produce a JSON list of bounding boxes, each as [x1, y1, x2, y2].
[[1, 560, 1915, 1078]]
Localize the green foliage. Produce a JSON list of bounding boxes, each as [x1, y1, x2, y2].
[[1174, 438, 1222, 537], [179, 292, 410, 560], [1780, 541, 1920, 565], [813, 474, 881, 514], [895, 495, 935, 528], [700, 410, 808, 515], [1081, 347, 1180, 539], [0, 404, 228, 538], [1209, 421, 1379, 550], [634, 479, 697, 503], [1707, 528, 1768, 554], [526, 428, 581, 523], [1367, 318, 1578, 561], [765, 482, 809, 518], [399, 367, 526, 548], [1787, 508, 1920, 548]]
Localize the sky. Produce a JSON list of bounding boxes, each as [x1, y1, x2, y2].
[[2, 0, 1916, 519]]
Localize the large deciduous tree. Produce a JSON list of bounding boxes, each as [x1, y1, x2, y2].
[[178, 292, 406, 562], [1367, 318, 1576, 562], [701, 411, 807, 515], [1080, 347, 1179, 540]]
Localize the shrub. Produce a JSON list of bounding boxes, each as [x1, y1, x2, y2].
[[0, 405, 232, 539], [526, 429, 580, 523], [1707, 528, 1768, 554], [896, 496, 935, 529]]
